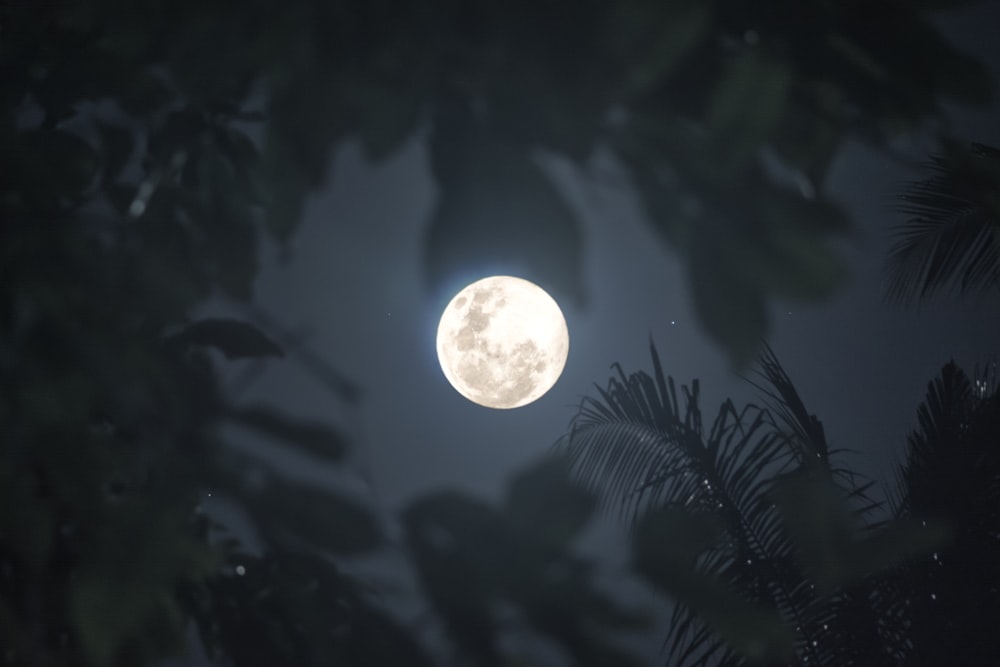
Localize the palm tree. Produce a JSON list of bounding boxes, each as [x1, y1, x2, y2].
[[880, 361, 1000, 665], [884, 142, 1000, 303], [561, 342, 997, 665]]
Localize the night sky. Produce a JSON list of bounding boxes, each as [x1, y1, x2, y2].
[[200, 2, 1000, 661]]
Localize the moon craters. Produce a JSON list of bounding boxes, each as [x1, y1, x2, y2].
[[436, 277, 568, 409]]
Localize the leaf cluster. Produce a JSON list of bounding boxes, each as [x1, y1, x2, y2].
[[404, 457, 649, 667], [886, 141, 1000, 303], [4, 0, 992, 364]]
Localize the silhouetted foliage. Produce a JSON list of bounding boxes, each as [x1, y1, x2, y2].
[[879, 362, 1000, 665], [886, 142, 1000, 303], [561, 343, 999, 666], [3, 0, 993, 364], [403, 458, 650, 667]]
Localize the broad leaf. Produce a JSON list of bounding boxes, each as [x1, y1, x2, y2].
[[230, 405, 348, 461], [166, 318, 284, 359], [504, 456, 596, 552], [424, 112, 586, 309], [708, 51, 791, 171], [633, 506, 795, 662], [246, 478, 381, 556]]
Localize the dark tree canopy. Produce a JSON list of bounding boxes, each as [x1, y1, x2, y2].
[[2, 0, 992, 361], [562, 344, 1000, 666]]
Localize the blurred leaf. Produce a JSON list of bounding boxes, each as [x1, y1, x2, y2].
[[336, 606, 437, 667], [633, 506, 725, 576], [690, 225, 767, 368], [505, 456, 596, 552], [771, 469, 855, 590], [633, 506, 795, 661], [886, 141, 1000, 303], [262, 63, 348, 240], [0, 598, 23, 661], [0, 471, 53, 571], [72, 577, 183, 667], [106, 182, 136, 215], [852, 516, 950, 576], [425, 112, 586, 308], [96, 120, 134, 184], [404, 492, 510, 587], [771, 101, 844, 187], [355, 79, 424, 161], [760, 227, 848, 300], [235, 474, 380, 555], [404, 492, 508, 661], [828, 33, 887, 81], [13, 129, 100, 204], [70, 505, 218, 666], [262, 149, 310, 242], [187, 139, 260, 301], [149, 107, 205, 161], [166, 318, 283, 359], [118, 70, 174, 116], [709, 51, 791, 170], [614, 0, 709, 95], [230, 405, 347, 461], [214, 125, 265, 203], [773, 468, 948, 591]]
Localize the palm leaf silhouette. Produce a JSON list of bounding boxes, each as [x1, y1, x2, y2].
[[885, 142, 1000, 303], [879, 361, 1000, 665], [561, 341, 900, 666]]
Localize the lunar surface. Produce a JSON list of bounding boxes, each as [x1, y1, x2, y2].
[[436, 276, 569, 409]]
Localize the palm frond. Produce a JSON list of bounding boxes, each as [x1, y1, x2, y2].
[[884, 142, 1000, 303], [749, 342, 885, 523], [877, 361, 1000, 665], [559, 343, 793, 664], [746, 343, 828, 461], [900, 361, 974, 515], [562, 340, 908, 666]]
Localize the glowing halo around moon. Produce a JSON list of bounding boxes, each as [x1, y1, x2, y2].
[[436, 276, 569, 409]]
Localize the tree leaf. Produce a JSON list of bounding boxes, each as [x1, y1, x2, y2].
[[0, 470, 53, 572], [424, 112, 586, 309], [613, 0, 709, 96], [246, 478, 381, 556], [886, 141, 1000, 303], [355, 78, 424, 161], [166, 318, 284, 359], [689, 225, 767, 369], [70, 504, 218, 666], [230, 405, 347, 461], [403, 492, 508, 662], [633, 506, 795, 662], [773, 467, 948, 592], [13, 129, 100, 205], [633, 506, 725, 576], [504, 456, 596, 552], [708, 51, 791, 171], [96, 120, 134, 184], [759, 227, 848, 300]]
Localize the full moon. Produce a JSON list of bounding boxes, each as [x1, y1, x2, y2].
[[436, 276, 569, 409]]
